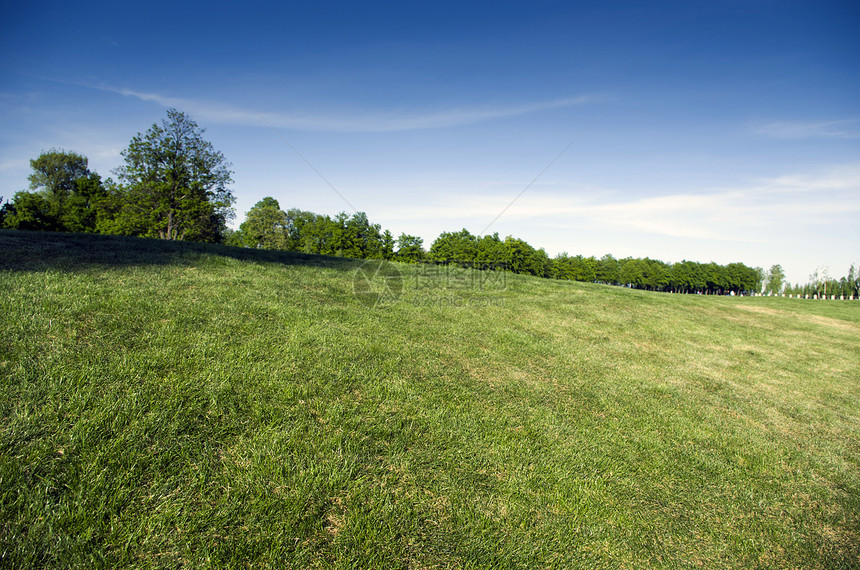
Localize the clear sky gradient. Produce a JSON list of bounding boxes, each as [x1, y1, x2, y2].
[[2, 0, 858, 285]]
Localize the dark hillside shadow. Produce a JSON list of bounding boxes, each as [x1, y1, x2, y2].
[[0, 230, 365, 273]]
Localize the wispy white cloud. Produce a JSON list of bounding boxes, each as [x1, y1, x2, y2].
[[756, 165, 860, 192], [748, 119, 860, 139], [378, 164, 860, 243], [382, 192, 745, 241], [100, 85, 594, 132]]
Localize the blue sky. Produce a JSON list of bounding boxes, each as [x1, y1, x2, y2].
[[2, 0, 858, 285]]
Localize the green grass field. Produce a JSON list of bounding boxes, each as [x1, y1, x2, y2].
[[1, 230, 858, 568]]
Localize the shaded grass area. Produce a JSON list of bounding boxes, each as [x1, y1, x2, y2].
[[1, 231, 858, 568], [0, 230, 362, 273]]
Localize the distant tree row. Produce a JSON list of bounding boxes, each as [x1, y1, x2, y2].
[[427, 229, 768, 294], [229, 199, 768, 294], [783, 266, 859, 299], [0, 109, 235, 242], [755, 263, 859, 299]]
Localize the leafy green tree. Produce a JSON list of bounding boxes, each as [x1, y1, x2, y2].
[[4, 150, 104, 232], [111, 109, 235, 242], [765, 264, 785, 296], [429, 229, 477, 264], [687, 261, 706, 293], [325, 212, 350, 256], [27, 149, 90, 214], [848, 264, 859, 298], [619, 257, 666, 291], [326, 211, 384, 259], [754, 267, 765, 295], [701, 262, 727, 294], [532, 248, 553, 278], [281, 208, 320, 253], [380, 230, 396, 260], [645, 258, 670, 291], [223, 227, 242, 247], [552, 253, 572, 280], [620, 258, 646, 288], [297, 212, 333, 254], [474, 233, 506, 269], [596, 254, 620, 284], [2, 191, 59, 231], [671, 260, 698, 293], [723, 262, 758, 295], [396, 233, 425, 262], [62, 173, 108, 232], [808, 267, 834, 298], [503, 236, 536, 275], [837, 277, 850, 298], [346, 212, 383, 258], [287, 210, 388, 259], [237, 197, 290, 249], [569, 255, 597, 282]]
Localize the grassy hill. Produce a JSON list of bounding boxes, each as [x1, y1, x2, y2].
[[1, 230, 858, 568]]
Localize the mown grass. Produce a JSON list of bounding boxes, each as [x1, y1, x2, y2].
[[1, 230, 858, 568]]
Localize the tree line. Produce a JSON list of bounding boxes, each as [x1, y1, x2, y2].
[[782, 267, 859, 300], [3, 108, 856, 298], [231, 197, 770, 295]]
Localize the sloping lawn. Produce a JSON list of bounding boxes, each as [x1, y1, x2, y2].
[[1, 231, 858, 568]]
